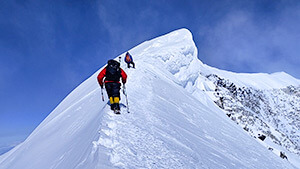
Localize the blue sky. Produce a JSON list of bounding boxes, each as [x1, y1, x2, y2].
[[0, 0, 300, 151]]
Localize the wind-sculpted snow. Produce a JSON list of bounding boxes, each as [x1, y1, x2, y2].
[[0, 29, 297, 169]]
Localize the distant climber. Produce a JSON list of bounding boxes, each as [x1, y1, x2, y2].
[[97, 59, 127, 113], [124, 52, 135, 68]]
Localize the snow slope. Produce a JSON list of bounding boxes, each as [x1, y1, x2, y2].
[[0, 29, 297, 169]]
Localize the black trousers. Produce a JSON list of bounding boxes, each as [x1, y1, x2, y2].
[[127, 61, 135, 68], [105, 82, 121, 98]]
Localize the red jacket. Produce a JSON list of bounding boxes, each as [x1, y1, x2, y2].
[[97, 67, 127, 87]]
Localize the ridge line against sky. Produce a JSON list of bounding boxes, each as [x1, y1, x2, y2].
[[0, 0, 300, 150]]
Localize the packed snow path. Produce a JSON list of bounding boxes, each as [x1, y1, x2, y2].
[[92, 67, 205, 169]]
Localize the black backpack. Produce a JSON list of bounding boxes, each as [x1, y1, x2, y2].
[[105, 59, 121, 81]]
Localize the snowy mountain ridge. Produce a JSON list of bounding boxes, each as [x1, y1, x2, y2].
[[0, 28, 299, 169], [134, 29, 300, 166]]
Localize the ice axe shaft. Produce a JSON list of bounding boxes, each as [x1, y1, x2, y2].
[[101, 87, 104, 101], [123, 85, 130, 113]]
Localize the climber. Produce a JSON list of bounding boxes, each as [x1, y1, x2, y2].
[[124, 52, 135, 68], [97, 59, 127, 113]]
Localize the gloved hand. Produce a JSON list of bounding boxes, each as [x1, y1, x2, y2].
[[100, 84, 103, 89]]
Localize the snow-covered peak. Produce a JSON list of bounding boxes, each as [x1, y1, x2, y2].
[[199, 65, 300, 90], [130, 28, 200, 76], [129, 28, 300, 91], [0, 29, 298, 169]]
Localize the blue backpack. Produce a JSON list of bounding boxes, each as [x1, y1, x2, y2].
[[124, 52, 133, 63]]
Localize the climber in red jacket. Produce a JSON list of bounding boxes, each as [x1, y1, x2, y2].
[[97, 59, 127, 112]]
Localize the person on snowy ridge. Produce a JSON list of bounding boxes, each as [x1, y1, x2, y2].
[[124, 52, 135, 68], [97, 59, 127, 112]]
